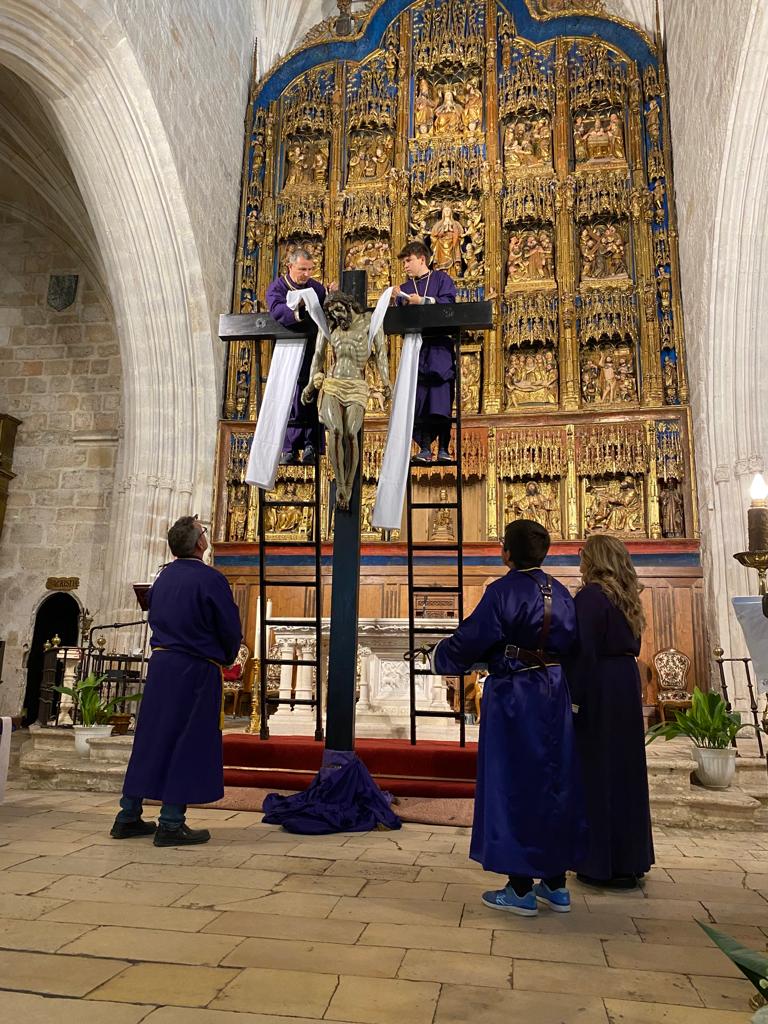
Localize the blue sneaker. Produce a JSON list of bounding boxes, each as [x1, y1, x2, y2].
[[533, 881, 571, 913], [481, 885, 538, 916]]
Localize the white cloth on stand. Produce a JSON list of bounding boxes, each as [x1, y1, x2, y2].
[[372, 329, 423, 530], [0, 717, 12, 804], [245, 288, 330, 491]]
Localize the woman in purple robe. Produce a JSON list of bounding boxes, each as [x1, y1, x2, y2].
[[393, 241, 456, 464], [111, 516, 242, 846], [431, 520, 586, 916], [566, 534, 654, 889]]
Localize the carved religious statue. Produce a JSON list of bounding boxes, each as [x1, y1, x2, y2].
[[505, 480, 561, 536], [460, 350, 481, 413], [504, 348, 558, 407], [581, 346, 635, 405], [430, 203, 466, 272], [430, 488, 456, 540], [461, 78, 483, 135], [504, 118, 551, 169], [585, 476, 643, 535], [345, 238, 391, 295], [505, 229, 554, 291], [433, 88, 463, 137], [414, 77, 435, 137], [348, 136, 393, 183], [580, 223, 628, 282], [574, 111, 626, 165], [227, 483, 249, 542], [301, 292, 391, 510], [660, 481, 684, 538]]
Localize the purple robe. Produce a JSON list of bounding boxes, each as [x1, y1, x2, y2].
[[565, 583, 654, 879], [397, 270, 456, 448], [434, 568, 587, 878], [123, 558, 242, 806], [266, 274, 327, 454]]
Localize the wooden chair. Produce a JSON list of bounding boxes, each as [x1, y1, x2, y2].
[[653, 647, 692, 723], [222, 643, 252, 717]]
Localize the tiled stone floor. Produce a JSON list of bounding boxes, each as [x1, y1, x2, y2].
[[0, 784, 766, 1023]]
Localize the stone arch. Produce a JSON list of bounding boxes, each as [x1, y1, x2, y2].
[[0, 0, 219, 621], [702, 0, 768, 656]]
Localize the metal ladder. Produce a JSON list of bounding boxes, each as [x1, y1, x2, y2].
[[405, 334, 467, 747], [252, 337, 324, 741]]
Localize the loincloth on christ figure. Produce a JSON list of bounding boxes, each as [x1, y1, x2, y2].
[[319, 375, 369, 408]]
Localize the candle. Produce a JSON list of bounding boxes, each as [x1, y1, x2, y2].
[[747, 473, 768, 553], [253, 597, 273, 659]]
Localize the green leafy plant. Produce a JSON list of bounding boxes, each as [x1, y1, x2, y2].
[[698, 922, 768, 1002], [54, 672, 142, 727], [646, 686, 750, 749]]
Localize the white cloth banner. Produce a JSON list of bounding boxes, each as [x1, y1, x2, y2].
[[372, 329, 423, 530], [245, 288, 330, 491], [0, 717, 12, 805], [367, 287, 393, 354]]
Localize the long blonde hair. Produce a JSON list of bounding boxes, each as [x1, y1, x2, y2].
[[580, 534, 646, 638]]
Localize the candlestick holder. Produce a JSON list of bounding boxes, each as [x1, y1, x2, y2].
[[733, 550, 768, 595]]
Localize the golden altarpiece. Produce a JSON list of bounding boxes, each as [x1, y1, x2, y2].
[[213, 0, 705, 701]]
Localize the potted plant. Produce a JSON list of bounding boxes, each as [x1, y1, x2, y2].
[[697, 923, 768, 1019], [54, 673, 142, 756], [646, 686, 752, 789]]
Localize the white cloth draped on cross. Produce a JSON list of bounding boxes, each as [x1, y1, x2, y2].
[[245, 288, 330, 491]]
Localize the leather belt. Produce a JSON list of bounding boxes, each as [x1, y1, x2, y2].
[[502, 573, 558, 672]]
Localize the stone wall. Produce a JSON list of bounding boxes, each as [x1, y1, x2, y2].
[[0, 208, 120, 715]]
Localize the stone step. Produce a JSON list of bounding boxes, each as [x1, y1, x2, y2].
[[650, 784, 762, 831], [88, 736, 134, 763]]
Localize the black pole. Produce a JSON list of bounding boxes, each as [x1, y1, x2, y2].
[[324, 431, 363, 751]]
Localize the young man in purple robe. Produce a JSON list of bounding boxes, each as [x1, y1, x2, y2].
[[393, 241, 457, 464], [266, 249, 335, 465], [430, 519, 587, 915], [110, 516, 242, 846]]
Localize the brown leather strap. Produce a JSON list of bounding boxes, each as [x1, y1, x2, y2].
[[538, 575, 553, 652]]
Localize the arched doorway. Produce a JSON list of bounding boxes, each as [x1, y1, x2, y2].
[[22, 593, 80, 726]]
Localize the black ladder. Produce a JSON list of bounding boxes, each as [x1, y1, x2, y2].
[[252, 339, 324, 741], [218, 312, 324, 742], [381, 301, 493, 748], [405, 338, 467, 747]]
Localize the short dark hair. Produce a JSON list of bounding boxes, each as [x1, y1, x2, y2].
[[502, 519, 550, 569], [168, 516, 202, 557], [397, 240, 431, 262]]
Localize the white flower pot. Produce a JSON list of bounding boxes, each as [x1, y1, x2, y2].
[[73, 724, 114, 757], [693, 746, 737, 790]]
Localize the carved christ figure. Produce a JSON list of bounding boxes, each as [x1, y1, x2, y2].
[[301, 292, 391, 510]]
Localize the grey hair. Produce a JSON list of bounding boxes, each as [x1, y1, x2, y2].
[[167, 515, 203, 558], [288, 248, 313, 264]]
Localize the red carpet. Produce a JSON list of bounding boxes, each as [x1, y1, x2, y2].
[[223, 734, 477, 798]]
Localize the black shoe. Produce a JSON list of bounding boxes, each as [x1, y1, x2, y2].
[[153, 823, 211, 847], [576, 872, 638, 890], [412, 448, 432, 465], [110, 818, 157, 840], [436, 448, 452, 464], [301, 445, 316, 465], [279, 451, 297, 466]]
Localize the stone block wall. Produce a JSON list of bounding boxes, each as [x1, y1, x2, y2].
[[0, 208, 121, 715]]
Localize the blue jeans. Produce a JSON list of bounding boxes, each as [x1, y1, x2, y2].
[[117, 794, 186, 830]]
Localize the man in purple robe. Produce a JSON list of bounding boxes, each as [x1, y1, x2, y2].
[[430, 519, 586, 916], [393, 241, 457, 464], [110, 516, 242, 846], [266, 249, 334, 465]]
